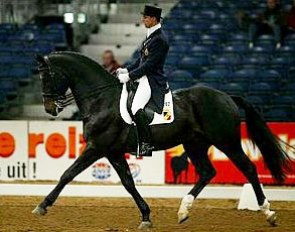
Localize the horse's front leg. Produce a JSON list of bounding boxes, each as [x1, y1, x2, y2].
[[32, 143, 100, 215], [108, 153, 152, 230]]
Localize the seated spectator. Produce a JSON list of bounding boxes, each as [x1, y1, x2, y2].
[[248, 0, 286, 49], [287, 0, 295, 32], [102, 50, 121, 74]]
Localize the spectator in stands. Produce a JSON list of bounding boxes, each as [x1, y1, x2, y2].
[[287, 0, 295, 32], [102, 50, 121, 74], [248, 0, 286, 49]]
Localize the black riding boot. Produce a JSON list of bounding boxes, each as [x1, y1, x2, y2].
[[134, 109, 154, 156]]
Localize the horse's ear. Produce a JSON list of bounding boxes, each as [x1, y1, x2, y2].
[[34, 53, 45, 64]]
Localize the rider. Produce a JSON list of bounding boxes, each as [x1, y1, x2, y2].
[[117, 5, 169, 156]]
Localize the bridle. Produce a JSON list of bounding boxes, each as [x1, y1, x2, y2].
[[39, 56, 74, 113], [38, 54, 121, 116]]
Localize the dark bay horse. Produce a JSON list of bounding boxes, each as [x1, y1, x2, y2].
[[33, 51, 292, 229]]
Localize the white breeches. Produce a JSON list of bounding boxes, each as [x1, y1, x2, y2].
[[131, 76, 151, 115]]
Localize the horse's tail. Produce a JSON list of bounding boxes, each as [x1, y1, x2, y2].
[[231, 95, 293, 183]]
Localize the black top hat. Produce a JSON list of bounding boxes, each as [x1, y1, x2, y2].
[[141, 5, 162, 20]]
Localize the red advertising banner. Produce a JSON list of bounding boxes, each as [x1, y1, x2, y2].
[[165, 123, 295, 185]]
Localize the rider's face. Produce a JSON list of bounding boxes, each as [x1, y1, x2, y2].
[[141, 15, 158, 28]]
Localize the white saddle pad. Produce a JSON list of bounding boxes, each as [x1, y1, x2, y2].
[[120, 83, 174, 125]]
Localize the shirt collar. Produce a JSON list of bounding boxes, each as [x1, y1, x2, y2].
[[147, 23, 161, 38]]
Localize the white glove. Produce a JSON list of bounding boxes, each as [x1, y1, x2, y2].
[[118, 73, 130, 83], [116, 68, 128, 76]]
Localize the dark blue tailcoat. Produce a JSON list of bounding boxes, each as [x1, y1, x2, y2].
[[126, 28, 169, 113]]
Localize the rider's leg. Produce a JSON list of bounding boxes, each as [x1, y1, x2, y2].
[[131, 76, 153, 156], [131, 76, 151, 115]]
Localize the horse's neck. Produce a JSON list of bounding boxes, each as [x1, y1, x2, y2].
[[72, 82, 122, 118]]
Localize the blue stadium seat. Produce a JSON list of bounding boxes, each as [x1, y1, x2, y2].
[[272, 95, 294, 106], [169, 44, 189, 54], [220, 82, 245, 95], [209, 23, 224, 31], [173, 35, 190, 43], [18, 55, 35, 65], [264, 109, 289, 121], [199, 68, 231, 83], [168, 70, 194, 82], [246, 95, 265, 106], [200, 10, 217, 19], [162, 21, 182, 31], [275, 46, 295, 57], [0, 79, 18, 99], [194, 21, 212, 31], [213, 55, 241, 69], [268, 57, 290, 78], [0, 23, 15, 30], [178, 56, 211, 76], [22, 23, 39, 31], [257, 70, 281, 88], [45, 23, 65, 30], [257, 34, 275, 42], [0, 55, 17, 64], [249, 82, 274, 97], [9, 67, 31, 85], [0, 69, 10, 79], [165, 54, 181, 67], [242, 56, 268, 68], [284, 34, 295, 47], [199, 40, 221, 54], [168, 69, 195, 90], [200, 34, 221, 43], [222, 45, 249, 56], [32, 41, 55, 54], [250, 46, 273, 57], [230, 68, 260, 82], [229, 33, 248, 43], [183, 23, 199, 31], [191, 45, 213, 56], [256, 34, 275, 49]]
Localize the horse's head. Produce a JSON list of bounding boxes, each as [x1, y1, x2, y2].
[[35, 54, 70, 116]]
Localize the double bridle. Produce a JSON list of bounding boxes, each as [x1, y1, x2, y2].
[[38, 54, 121, 116], [39, 56, 74, 112]]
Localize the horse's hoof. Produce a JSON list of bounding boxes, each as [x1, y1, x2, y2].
[[266, 211, 277, 226], [32, 205, 47, 216], [177, 194, 194, 224], [178, 213, 189, 224], [138, 221, 152, 230]]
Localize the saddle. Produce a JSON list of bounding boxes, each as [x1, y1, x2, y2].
[[120, 79, 174, 125]]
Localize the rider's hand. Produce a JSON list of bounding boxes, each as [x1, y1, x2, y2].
[[116, 68, 128, 76], [118, 73, 130, 83]]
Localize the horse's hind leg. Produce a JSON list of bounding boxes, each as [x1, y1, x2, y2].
[[219, 143, 277, 226], [32, 144, 100, 215], [178, 141, 216, 223], [108, 153, 152, 230]]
